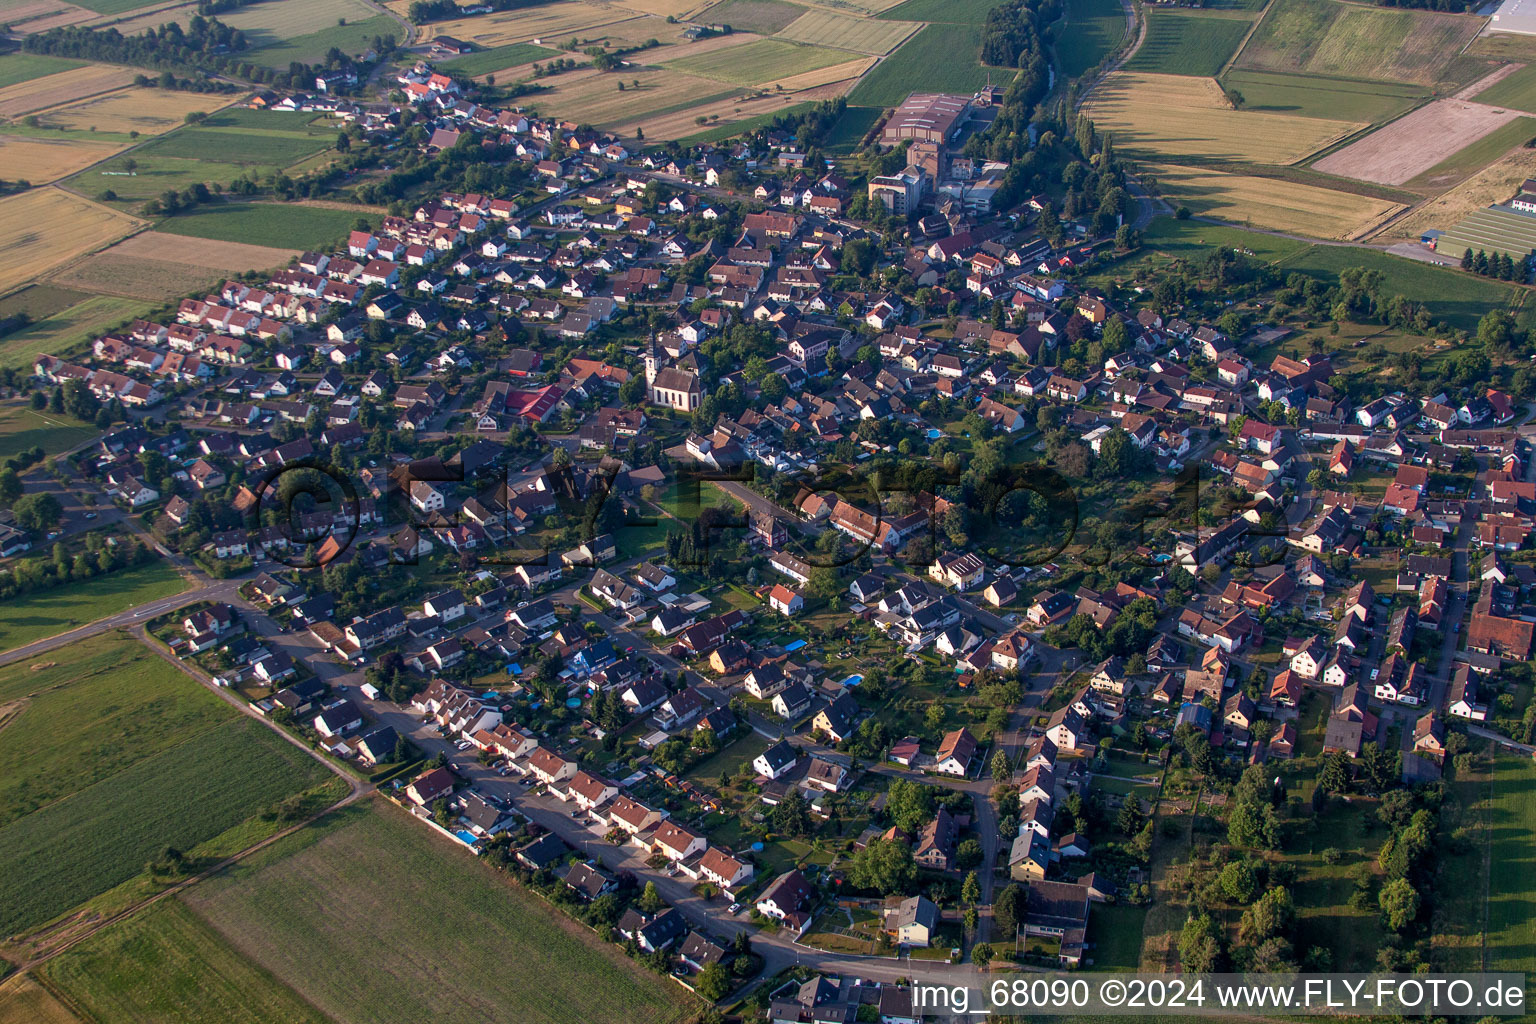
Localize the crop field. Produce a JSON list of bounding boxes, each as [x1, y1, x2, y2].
[[1388, 147, 1536, 241], [0, 52, 84, 90], [180, 801, 699, 1024], [0, 282, 90, 322], [1313, 100, 1526, 187], [661, 37, 852, 85], [1234, 0, 1485, 87], [609, 0, 713, 15], [133, 126, 335, 167], [637, 79, 850, 138], [38, 900, 329, 1024], [0, 973, 80, 1024], [0, 187, 140, 293], [1277, 243, 1519, 330], [0, 292, 149, 368], [1126, 11, 1254, 76], [52, 230, 297, 300], [876, 0, 998, 22], [440, 41, 560, 76], [1055, 0, 1127, 79], [1147, 163, 1403, 240], [524, 65, 735, 130], [0, 135, 125, 184], [219, 0, 377, 45], [32, 86, 234, 136], [1402, 115, 1536, 192], [0, 403, 96, 459], [1486, 755, 1536, 973], [70, 0, 164, 12], [0, 63, 136, 118], [1221, 69, 1426, 122], [1083, 72, 1363, 165], [775, 9, 917, 53], [248, 14, 398, 67], [847, 23, 1000, 105], [794, 0, 907, 16], [0, 713, 332, 935], [699, 0, 805, 33], [420, 3, 651, 47], [152, 201, 360, 249]]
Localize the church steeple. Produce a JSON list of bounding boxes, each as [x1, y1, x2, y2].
[[644, 330, 658, 386]]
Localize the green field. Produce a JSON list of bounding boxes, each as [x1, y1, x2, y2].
[[0, 53, 85, 90], [178, 801, 699, 1024], [1277, 242, 1521, 331], [0, 641, 332, 935], [68, 0, 165, 13], [700, 0, 807, 33], [1221, 68, 1426, 122], [776, 10, 917, 54], [0, 403, 96, 459], [1487, 755, 1536, 973], [661, 38, 853, 86], [0, 283, 91, 323], [679, 101, 817, 144], [1402, 116, 1536, 192], [1475, 62, 1536, 114], [0, 293, 153, 370], [69, 154, 256, 206], [0, 560, 186, 653], [877, 0, 1003, 22], [40, 900, 330, 1024], [441, 41, 560, 76], [133, 127, 335, 168], [847, 23, 1004, 105], [1056, 0, 1127, 79], [1437, 205, 1536, 261], [1125, 11, 1254, 76], [1233, 0, 1484, 87], [248, 14, 400, 68], [154, 201, 362, 249], [822, 103, 882, 153]]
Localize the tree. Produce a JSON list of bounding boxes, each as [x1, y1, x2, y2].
[[0, 468, 21, 508], [12, 491, 61, 532], [771, 789, 812, 837], [1117, 795, 1144, 836], [845, 838, 917, 895], [956, 838, 983, 870], [990, 748, 1011, 783], [696, 961, 731, 1001], [1178, 913, 1224, 972], [886, 778, 935, 833], [993, 883, 1023, 937], [1219, 859, 1263, 904], [1378, 877, 1420, 933], [639, 880, 663, 912], [1239, 887, 1294, 944], [961, 870, 981, 907]]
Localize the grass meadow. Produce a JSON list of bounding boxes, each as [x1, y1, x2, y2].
[[700, 0, 805, 32], [847, 23, 1003, 106], [1125, 11, 1253, 77], [0, 53, 85, 91], [441, 41, 560, 76], [1234, 0, 1483, 87], [1056, 0, 1127, 79], [0, 559, 185, 651], [0, 403, 96, 459], [0, 292, 152, 369], [153, 201, 362, 250], [1221, 69, 1426, 122]]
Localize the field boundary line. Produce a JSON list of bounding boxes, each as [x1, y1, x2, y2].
[[1218, 0, 1270, 78]]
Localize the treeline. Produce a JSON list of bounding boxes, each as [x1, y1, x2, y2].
[[406, 0, 550, 22], [965, 0, 1058, 177], [24, 17, 250, 73], [1460, 247, 1531, 282], [0, 536, 157, 604], [131, 70, 241, 94]]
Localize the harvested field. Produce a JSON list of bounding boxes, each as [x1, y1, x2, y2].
[[642, 78, 849, 137], [696, 0, 805, 33], [609, 0, 714, 15], [661, 37, 853, 85], [763, 54, 875, 90], [1402, 115, 1536, 191], [0, 0, 95, 32], [1313, 99, 1523, 186], [1083, 72, 1363, 164], [1234, 0, 1486, 87], [0, 973, 80, 1024], [0, 64, 136, 118], [52, 232, 296, 299], [1386, 146, 1536, 241], [32, 87, 235, 136], [419, 3, 652, 47], [527, 66, 736, 128], [0, 135, 125, 184], [775, 9, 919, 53], [1148, 163, 1403, 240], [0, 52, 84, 89], [0, 187, 140, 292], [795, 0, 908, 15]]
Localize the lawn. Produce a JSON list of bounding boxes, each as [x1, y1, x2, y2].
[[1278, 798, 1386, 970], [153, 201, 362, 250], [847, 23, 1005, 106], [441, 41, 560, 76], [178, 800, 700, 1024], [1125, 11, 1252, 77], [1487, 753, 1536, 974], [38, 900, 330, 1024], [661, 38, 853, 87], [1276, 242, 1521, 332], [68, 153, 257, 205], [1082, 902, 1147, 969], [133, 127, 335, 168], [685, 730, 772, 785], [0, 403, 96, 459], [0, 53, 84, 91], [0, 293, 152, 369], [1056, 0, 1127, 80], [0, 713, 332, 935], [1221, 69, 1426, 122]]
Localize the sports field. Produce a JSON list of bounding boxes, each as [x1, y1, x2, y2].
[[0, 187, 140, 293], [700, 0, 805, 33], [1083, 72, 1363, 165], [1055, 0, 1127, 79], [1221, 69, 1426, 122], [32, 86, 234, 136], [52, 230, 298, 300], [1126, 11, 1253, 77], [1148, 163, 1402, 240], [177, 801, 699, 1024], [847, 22, 1001, 105], [0, 63, 135, 118], [0, 292, 151, 369], [661, 37, 853, 86], [775, 9, 917, 53], [0, 135, 125, 184], [1234, 0, 1484, 87], [1313, 101, 1528, 187], [153, 201, 360, 250]]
